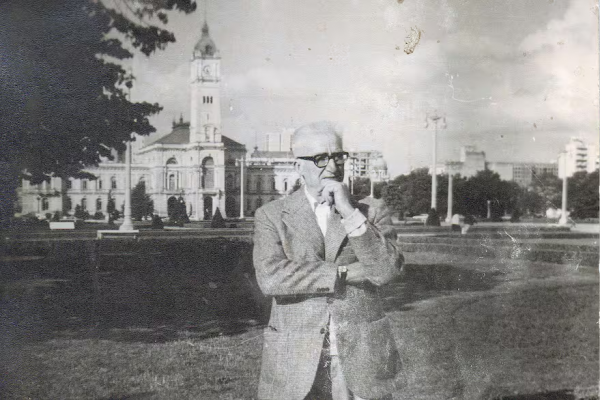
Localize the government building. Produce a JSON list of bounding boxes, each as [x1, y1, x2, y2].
[[17, 21, 387, 220]]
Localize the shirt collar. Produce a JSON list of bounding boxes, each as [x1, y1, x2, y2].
[[303, 186, 326, 212]]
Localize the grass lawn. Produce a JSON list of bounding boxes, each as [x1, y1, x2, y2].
[[1, 242, 598, 399], [3, 330, 263, 400]]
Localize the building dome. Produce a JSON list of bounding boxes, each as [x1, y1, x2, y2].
[[372, 156, 387, 171], [194, 21, 219, 57]]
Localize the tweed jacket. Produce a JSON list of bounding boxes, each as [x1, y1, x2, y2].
[[253, 189, 403, 400]]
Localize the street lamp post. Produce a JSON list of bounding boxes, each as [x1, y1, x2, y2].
[[119, 138, 134, 231], [558, 152, 569, 226], [446, 173, 454, 223], [238, 155, 245, 219], [425, 112, 446, 211]]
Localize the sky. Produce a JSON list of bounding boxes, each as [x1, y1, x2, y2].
[[125, 0, 599, 177]]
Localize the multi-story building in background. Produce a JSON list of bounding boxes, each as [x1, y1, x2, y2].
[[561, 137, 599, 176], [434, 145, 560, 187], [16, 20, 388, 220], [18, 22, 245, 220]]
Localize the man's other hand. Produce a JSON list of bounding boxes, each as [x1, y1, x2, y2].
[[345, 262, 371, 285]]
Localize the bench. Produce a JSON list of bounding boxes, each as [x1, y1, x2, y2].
[[96, 230, 140, 239], [49, 221, 76, 230]]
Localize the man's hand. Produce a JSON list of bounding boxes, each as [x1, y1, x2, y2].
[[321, 180, 354, 218], [345, 262, 371, 285]]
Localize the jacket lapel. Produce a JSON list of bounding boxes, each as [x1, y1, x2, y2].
[[281, 190, 325, 259], [324, 210, 347, 262]]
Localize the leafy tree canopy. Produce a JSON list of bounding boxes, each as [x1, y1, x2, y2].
[[0, 0, 196, 226]]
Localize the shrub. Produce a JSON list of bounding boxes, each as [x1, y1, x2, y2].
[[210, 207, 226, 228], [93, 211, 105, 220], [426, 208, 441, 226], [510, 209, 521, 223]]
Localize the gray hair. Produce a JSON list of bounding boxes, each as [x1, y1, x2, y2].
[[291, 121, 343, 157]]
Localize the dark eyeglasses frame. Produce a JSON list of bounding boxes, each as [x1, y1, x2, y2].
[[297, 151, 349, 168]]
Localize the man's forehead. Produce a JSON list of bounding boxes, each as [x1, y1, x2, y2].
[[293, 131, 343, 157]]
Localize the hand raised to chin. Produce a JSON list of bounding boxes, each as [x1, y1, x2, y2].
[[321, 180, 354, 218]]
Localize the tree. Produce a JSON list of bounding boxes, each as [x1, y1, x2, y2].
[[453, 169, 518, 219], [131, 181, 153, 221], [530, 172, 562, 211], [568, 170, 599, 219], [382, 168, 431, 217], [0, 0, 196, 227]]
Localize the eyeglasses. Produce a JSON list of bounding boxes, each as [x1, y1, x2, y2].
[[297, 151, 349, 168]]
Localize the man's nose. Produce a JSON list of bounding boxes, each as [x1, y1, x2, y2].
[[324, 157, 338, 172]]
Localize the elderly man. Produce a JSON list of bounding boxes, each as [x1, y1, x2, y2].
[[253, 121, 403, 400]]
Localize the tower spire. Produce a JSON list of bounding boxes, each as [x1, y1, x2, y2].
[[193, 2, 219, 59]]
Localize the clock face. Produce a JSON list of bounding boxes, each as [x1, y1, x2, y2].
[[202, 65, 211, 77]]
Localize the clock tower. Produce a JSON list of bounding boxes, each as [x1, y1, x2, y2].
[[190, 21, 221, 143]]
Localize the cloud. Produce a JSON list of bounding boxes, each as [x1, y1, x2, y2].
[[509, 0, 599, 129]]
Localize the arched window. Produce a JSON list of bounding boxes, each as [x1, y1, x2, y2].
[[96, 198, 102, 211], [65, 197, 72, 211], [284, 179, 288, 192], [256, 176, 263, 193], [98, 179, 103, 190], [111, 176, 117, 189], [81, 198, 87, 211], [166, 157, 178, 165], [42, 198, 49, 211], [246, 177, 251, 191], [168, 174, 176, 191], [272, 176, 276, 191], [82, 180, 87, 190], [202, 157, 214, 189], [66, 179, 72, 189]]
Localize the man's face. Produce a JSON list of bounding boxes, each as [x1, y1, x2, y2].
[[295, 133, 345, 196]]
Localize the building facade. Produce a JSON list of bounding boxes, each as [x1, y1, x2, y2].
[[560, 137, 599, 177], [18, 22, 247, 220], [17, 21, 389, 220], [433, 145, 560, 187]]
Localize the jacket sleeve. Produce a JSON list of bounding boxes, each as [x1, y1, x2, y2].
[[253, 206, 339, 297], [349, 199, 404, 286]]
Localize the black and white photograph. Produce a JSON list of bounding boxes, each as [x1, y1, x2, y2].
[[0, 0, 598, 399]]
